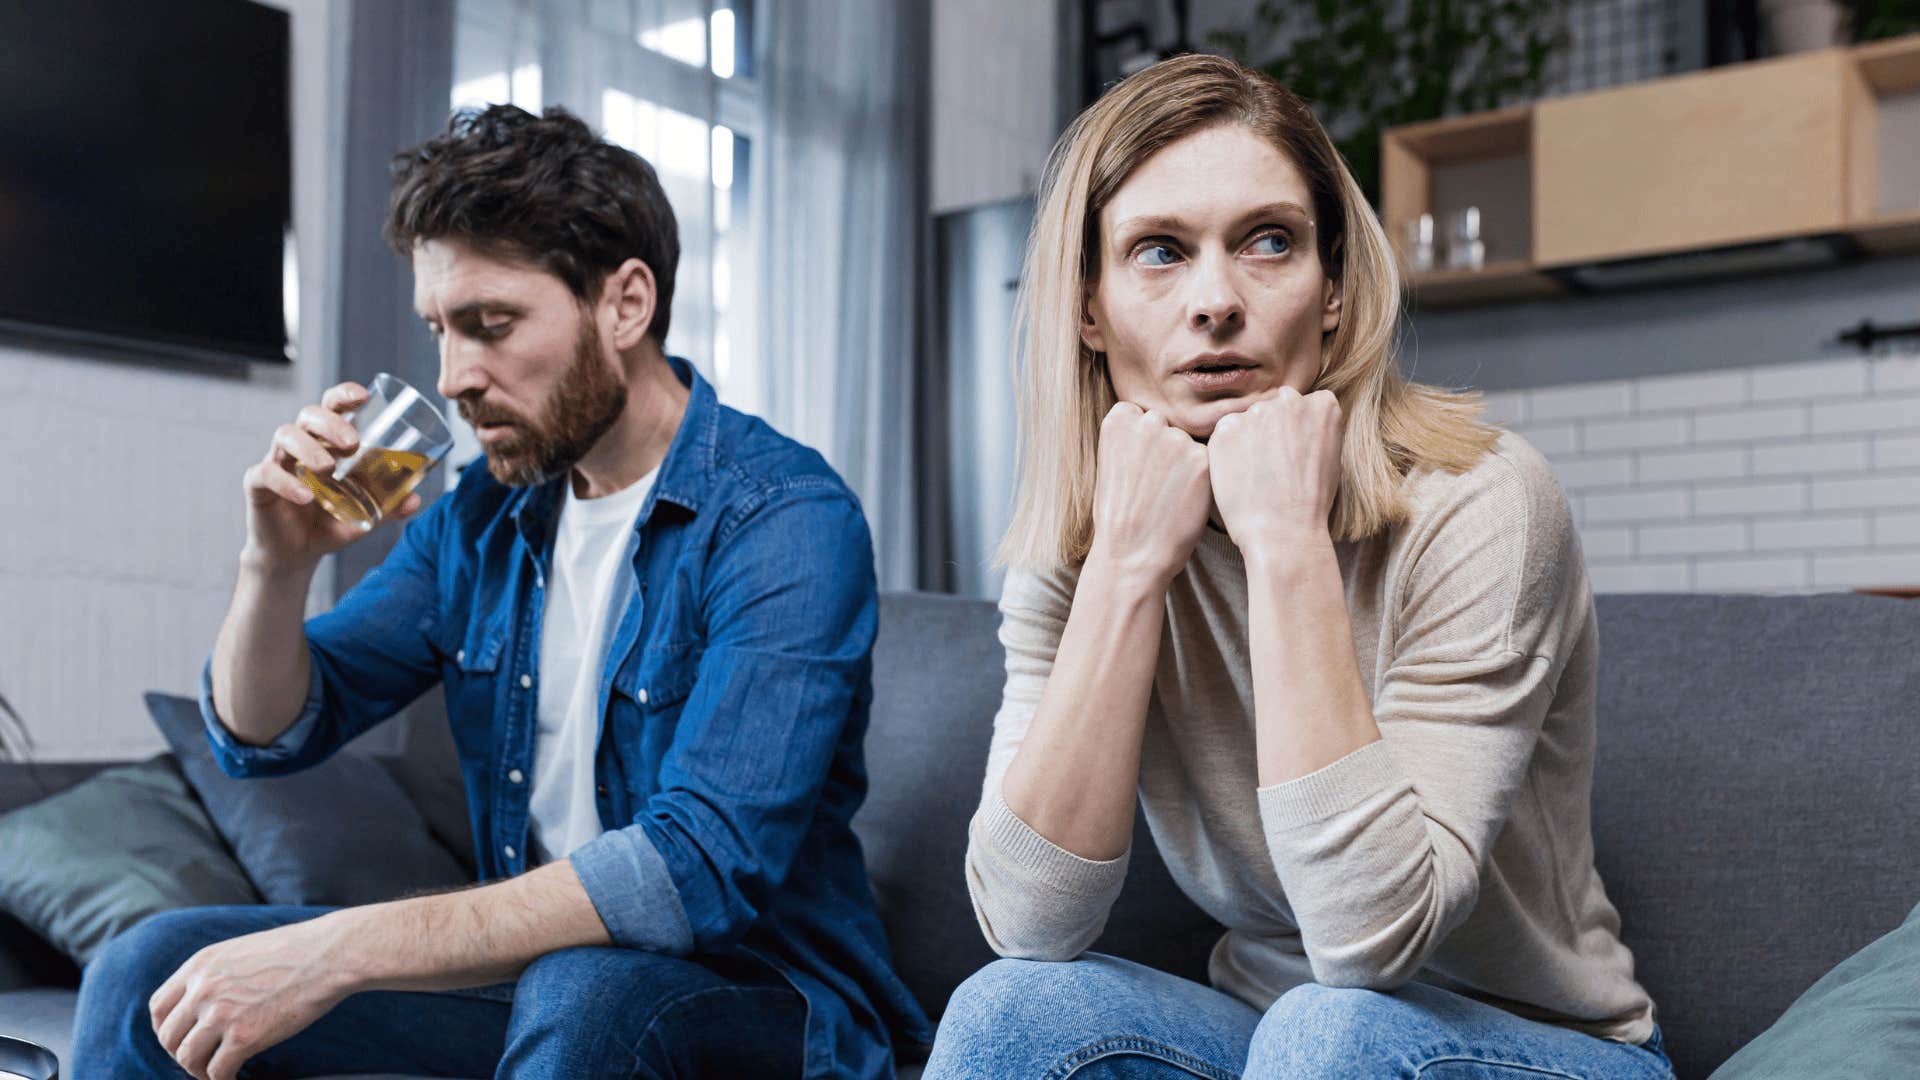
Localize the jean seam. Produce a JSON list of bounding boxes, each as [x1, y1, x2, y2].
[[623, 985, 799, 1074], [1411, 1054, 1583, 1079], [1044, 1035, 1239, 1080]]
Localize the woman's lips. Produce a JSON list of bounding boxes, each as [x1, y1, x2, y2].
[[1177, 365, 1259, 392]]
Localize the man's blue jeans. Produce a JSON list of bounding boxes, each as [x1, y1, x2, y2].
[[70, 906, 806, 1078], [924, 953, 1674, 1079]]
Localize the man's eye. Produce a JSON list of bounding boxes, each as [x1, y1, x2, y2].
[[1250, 231, 1292, 256], [1135, 243, 1180, 267], [479, 323, 511, 340]]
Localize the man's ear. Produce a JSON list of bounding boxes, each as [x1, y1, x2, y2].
[[1321, 274, 1343, 336], [604, 258, 658, 350], [1080, 287, 1108, 354]]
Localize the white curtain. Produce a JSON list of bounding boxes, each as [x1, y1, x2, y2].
[[750, 0, 930, 591]]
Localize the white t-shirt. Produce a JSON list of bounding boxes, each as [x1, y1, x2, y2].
[[529, 467, 658, 864]]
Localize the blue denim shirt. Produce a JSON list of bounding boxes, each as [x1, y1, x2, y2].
[[200, 358, 932, 1079]]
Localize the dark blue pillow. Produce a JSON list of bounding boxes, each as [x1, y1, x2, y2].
[[146, 692, 470, 906]]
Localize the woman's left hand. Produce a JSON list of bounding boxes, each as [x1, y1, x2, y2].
[[1206, 386, 1345, 556]]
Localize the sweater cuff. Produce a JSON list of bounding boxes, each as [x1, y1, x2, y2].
[[1257, 739, 1406, 831], [975, 790, 1129, 897]]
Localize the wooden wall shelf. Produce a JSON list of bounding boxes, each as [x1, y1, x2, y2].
[[1382, 33, 1920, 308]]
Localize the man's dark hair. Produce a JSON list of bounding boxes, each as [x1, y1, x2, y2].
[[386, 104, 679, 343]]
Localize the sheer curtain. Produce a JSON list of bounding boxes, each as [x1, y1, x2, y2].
[[449, 0, 931, 590], [751, 0, 930, 591]]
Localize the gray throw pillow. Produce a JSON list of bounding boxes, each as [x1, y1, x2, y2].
[[1709, 899, 1920, 1080], [0, 756, 258, 964], [146, 692, 470, 906]]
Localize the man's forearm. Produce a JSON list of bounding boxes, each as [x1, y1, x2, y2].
[[318, 860, 612, 997], [209, 559, 319, 747]]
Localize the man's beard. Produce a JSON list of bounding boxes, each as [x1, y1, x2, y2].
[[457, 317, 628, 487]]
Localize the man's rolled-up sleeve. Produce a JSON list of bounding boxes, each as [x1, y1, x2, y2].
[[198, 490, 452, 779], [568, 489, 875, 953]]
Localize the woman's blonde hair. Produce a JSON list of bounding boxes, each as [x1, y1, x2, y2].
[[997, 53, 1502, 570]]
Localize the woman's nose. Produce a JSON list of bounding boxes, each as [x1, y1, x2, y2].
[[1187, 256, 1245, 333]]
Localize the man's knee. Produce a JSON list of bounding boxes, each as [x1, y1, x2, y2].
[[74, 908, 248, 1072], [503, 948, 801, 1077], [82, 909, 228, 1011]]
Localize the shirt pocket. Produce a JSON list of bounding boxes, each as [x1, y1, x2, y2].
[[432, 615, 504, 738], [607, 643, 703, 797]]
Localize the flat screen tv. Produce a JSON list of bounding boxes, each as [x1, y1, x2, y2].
[[0, 0, 293, 364]]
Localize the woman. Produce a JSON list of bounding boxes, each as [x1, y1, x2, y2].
[[924, 54, 1671, 1079]]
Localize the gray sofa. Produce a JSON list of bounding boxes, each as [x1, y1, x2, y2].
[[3, 591, 1918, 1078]]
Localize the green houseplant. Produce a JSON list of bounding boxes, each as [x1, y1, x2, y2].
[[1210, 0, 1570, 204]]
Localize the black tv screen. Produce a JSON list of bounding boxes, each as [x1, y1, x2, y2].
[[0, 0, 292, 364]]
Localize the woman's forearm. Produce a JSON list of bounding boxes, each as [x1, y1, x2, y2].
[[1244, 532, 1379, 787], [998, 549, 1170, 860]]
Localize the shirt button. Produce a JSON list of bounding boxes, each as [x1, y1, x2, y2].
[[508, 769, 524, 784], [455, 649, 465, 664], [504, 845, 517, 860], [596, 784, 609, 796], [519, 674, 533, 690], [638, 688, 650, 705]]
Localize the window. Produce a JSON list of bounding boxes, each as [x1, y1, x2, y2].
[[448, 0, 762, 415]]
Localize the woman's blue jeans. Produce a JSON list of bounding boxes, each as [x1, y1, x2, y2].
[[923, 953, 1674, 1079]]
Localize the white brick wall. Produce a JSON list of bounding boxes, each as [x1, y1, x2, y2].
[[0, 0, 342, 760], [1491, 349, 1920, 594]]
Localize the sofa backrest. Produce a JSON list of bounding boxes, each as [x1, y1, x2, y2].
[[1589, 592, 1920, 1078], [854, 592, 1221, 1023], [855, 590, 1920, 1079]]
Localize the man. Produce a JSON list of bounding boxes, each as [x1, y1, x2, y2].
[[72, 104, 930, 1079]]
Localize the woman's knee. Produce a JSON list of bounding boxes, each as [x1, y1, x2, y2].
[[1247, 982, 1407, 1074], [940, 955, 1113, 1036]]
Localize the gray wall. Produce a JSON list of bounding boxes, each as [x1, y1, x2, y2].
[[1403, 254, 1920, 393], [0, 0, 351, 761]]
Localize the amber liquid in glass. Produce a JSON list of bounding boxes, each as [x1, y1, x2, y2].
[[298, 448, 432, 530]]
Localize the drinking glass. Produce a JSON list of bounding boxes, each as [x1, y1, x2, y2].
[[296, 373, 453, 531]]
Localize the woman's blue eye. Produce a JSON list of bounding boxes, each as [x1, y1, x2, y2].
[[1251, 232, 1292, 255], [1136, 243, 1179, 267]]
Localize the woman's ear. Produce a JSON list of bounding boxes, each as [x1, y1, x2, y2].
[[1079, 287, 1109, 353], [1320, 275, 1343, 336]]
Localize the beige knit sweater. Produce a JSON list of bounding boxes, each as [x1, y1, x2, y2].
[[966, 431, 1657, 1045]]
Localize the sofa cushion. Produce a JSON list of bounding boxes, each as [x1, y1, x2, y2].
[[147, 693, 470, 906], [855, 593, 1221, 1030], [1706, 898, 1920, 1080], [1590, 593, 1920, 1079], [0, 757, 257, 964]]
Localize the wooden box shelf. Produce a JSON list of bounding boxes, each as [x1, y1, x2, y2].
[[1380, 32, 1920, 308]]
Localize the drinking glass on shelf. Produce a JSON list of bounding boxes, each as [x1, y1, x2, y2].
[[1400, 213, 1437, 272], [295, 373, 453, 531], [1444, 206, 1487, 270]]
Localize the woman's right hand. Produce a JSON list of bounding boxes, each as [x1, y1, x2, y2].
[[239, 381, 421, 575], [1087, 401, 1213, 586]]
